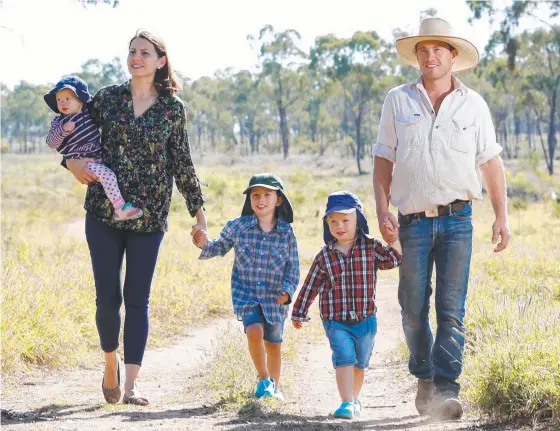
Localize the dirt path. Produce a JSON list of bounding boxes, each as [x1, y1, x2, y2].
[[2, 277, 538, 431]]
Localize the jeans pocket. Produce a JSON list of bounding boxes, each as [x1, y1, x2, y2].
[[451, 204, 472, 220]]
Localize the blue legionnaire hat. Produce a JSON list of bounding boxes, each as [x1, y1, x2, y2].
[[44, 75, 92, 114], [323, 190, 370, 244], [241, 173, 294, 223]]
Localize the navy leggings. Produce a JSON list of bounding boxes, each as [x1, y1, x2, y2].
[[85, 214, 164, 365]]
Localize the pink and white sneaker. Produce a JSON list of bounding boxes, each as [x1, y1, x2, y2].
[[114, 203, 143, 221]]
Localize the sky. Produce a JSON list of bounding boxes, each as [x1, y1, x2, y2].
[[0, 0, 553, 89]]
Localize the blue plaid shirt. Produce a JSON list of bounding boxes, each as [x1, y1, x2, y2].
[[199, 215, 300, 324]]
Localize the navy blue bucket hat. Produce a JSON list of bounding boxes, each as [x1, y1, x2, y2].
[[44, 75, 92, 114], [241, 173, 294, 223], [323, 191, 370, 244]]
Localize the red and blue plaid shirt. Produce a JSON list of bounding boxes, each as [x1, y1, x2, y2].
[[291, 235, 402, 322]]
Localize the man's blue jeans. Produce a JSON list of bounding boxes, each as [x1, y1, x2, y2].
[[398, 203, 473, 395]]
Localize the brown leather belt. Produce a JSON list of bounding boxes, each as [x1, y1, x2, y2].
[[400, 200, 471, 223]]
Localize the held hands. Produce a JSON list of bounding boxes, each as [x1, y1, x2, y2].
[[383, 220, 399, 244], [379, 211, 399, 244], [492, 217, 510, 253], [191, 224, 208, 249], [277, 292, 290, 304], [378, 211, 399, 244]]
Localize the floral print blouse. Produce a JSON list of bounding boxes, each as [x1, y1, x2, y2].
[[84, 82, 204, 233]]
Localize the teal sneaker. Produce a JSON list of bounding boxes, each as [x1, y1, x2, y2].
[[353, 400, 361, 417], [273, 388, 285, 401], [255, 378, 275, 398], [333, 401, 354, 419]]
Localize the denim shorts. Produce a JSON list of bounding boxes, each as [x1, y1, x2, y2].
[[241, 305, 284, 344], [322, 315, 377, 369]]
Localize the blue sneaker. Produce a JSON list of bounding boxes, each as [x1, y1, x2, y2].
[[333, 401, 354, 419], [255, 378, 275, 398]]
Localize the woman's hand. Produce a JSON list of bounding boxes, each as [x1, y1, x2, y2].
[[191, 207, 208, 248], [66, 158, 98, 184]]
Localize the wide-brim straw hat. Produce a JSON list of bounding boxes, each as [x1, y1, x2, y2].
[[396, 17, 480, 72]]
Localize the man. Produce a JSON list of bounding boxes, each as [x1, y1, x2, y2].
[[373, 17, 510, 420]]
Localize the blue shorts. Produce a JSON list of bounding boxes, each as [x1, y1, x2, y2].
[[241, 305, 284, 344], [322, 315, 377, 369]]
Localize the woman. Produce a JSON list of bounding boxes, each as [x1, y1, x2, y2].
[[66, 29, 206, 405]]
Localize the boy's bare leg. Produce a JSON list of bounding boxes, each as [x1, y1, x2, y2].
[[353, 368, 365, 400], [246, 324, 269, 379], [335, 365, 354, 402], [264, 341, 281, 386]]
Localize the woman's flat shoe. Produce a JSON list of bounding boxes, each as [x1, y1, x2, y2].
[[102, 358, 121, 404]]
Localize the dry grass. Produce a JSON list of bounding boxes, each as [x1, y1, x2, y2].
[[2, 153, 559, 425]]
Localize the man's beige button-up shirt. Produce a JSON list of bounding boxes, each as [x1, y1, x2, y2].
[[373, 77, 502, 216]]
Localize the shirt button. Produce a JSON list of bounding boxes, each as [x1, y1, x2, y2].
[[258, 268, 261, 271], [435, 125, 439, 129]]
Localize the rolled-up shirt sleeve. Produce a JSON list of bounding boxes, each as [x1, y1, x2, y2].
[[372, 93, 397, 163], [475, 99, 503, 166]]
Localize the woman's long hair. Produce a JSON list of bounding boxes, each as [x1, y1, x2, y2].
[[129, 29, 182, 96]]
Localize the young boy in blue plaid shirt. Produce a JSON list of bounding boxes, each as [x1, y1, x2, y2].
[[195, 173, 299, 400]]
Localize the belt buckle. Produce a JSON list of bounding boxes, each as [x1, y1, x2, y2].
[[424, 206, 439, 218]]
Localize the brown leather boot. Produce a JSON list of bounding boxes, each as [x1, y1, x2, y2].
[[430, 391, 463, 420], [415, 378, 435, 415]]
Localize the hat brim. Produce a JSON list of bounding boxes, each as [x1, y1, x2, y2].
[[242, 184, 281, 194], [44, 84, 87, 114], [324, 207, 357, 217], [241, 192, 294, 224], [395, 35, 480, 72]]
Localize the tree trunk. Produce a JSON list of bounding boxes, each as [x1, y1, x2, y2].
[[546, 77, 559, 175], [535, 112, 552, 174], [278, 101, 289, 159], [526, 111, 533, 153], [355, 109, 364, 175], [514, 113, 520, 158]]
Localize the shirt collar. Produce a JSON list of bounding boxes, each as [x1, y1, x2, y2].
[[410, 75, 468, 96], [244, 214, 290, 233]]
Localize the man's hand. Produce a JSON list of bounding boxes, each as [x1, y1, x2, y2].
[[66, 158, 98, 184], [378, 211, 399, 243], [63, 121, 76, 133], [292, 320, 303, 329], [277, 292, 289, 304], [492, 217, 510, 253]]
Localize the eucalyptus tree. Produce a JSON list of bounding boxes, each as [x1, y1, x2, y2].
[[250, 25, 308, 159]]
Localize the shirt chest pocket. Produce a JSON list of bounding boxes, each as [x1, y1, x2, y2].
[[269, 246, 289, 274], [449, 118, 477, 154], [236, 242, 255, 269], [395, 114, 422, 148]]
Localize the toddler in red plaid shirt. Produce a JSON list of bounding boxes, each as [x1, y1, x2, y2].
[[291, 191, 402, 419]]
